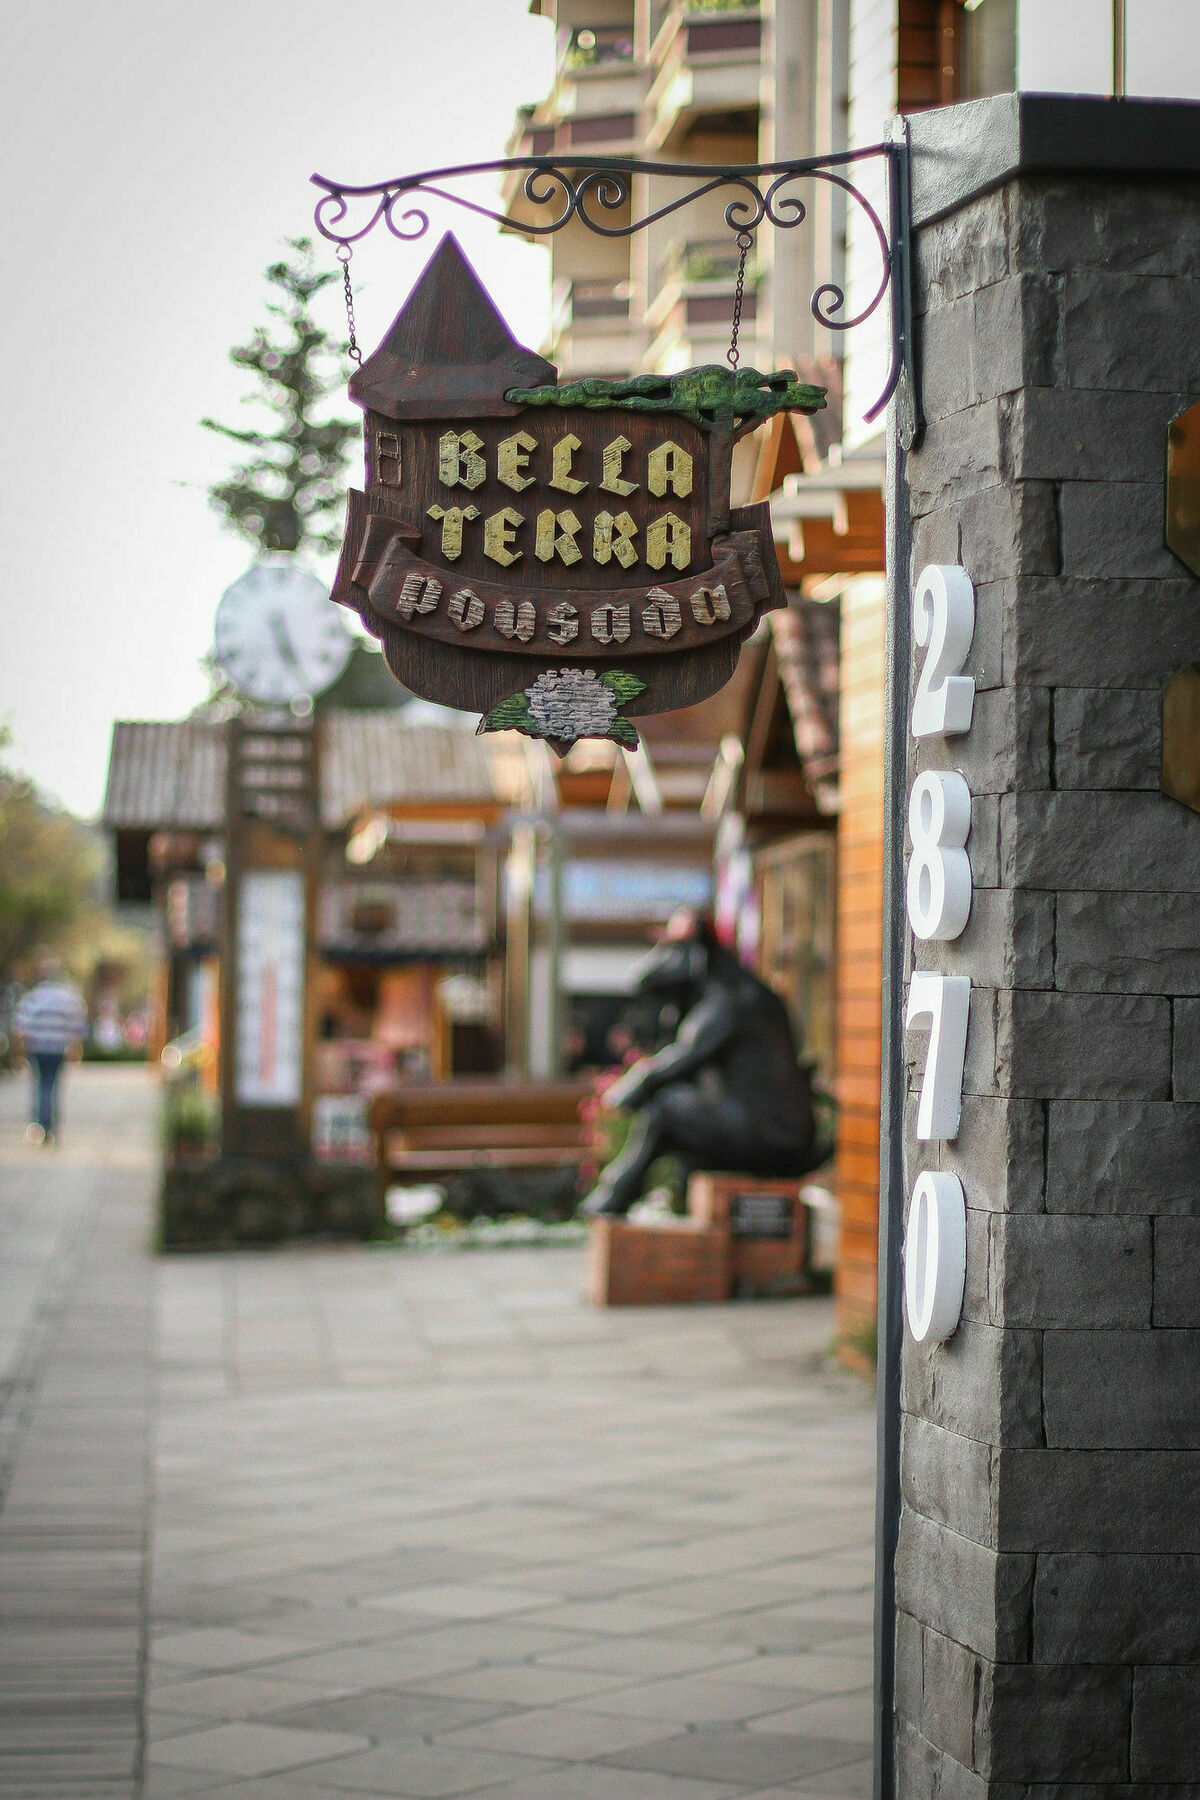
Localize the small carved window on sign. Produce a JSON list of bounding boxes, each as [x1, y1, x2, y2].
[[377, 432, 402, 487]]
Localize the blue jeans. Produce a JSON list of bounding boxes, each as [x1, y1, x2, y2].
[[31, 1053, 64, 1137]]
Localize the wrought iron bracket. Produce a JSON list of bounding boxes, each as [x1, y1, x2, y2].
[[311, 141, 915, 428]]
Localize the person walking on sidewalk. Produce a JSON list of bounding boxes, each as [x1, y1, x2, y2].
[[14, 957, 88, 1146]]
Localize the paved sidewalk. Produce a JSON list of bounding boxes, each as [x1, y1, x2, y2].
[[0, 1067, 876, 1800], [0, 1064, 157, 1799]]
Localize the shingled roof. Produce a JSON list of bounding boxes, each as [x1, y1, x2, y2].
[[348, 233, 556, 419], [770, 598, 840, 815], [102, 721, 227, 830], [102, 714, 521, 833], [318, 715, 518, 828]]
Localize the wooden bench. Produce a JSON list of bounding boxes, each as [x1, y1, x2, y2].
[[368, 1080, 590, 1183]]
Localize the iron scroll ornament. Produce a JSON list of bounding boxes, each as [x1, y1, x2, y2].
[[310, 145, 910, 425]]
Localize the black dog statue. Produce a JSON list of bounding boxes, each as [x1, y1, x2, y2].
[[581, 915, 823, 1217]]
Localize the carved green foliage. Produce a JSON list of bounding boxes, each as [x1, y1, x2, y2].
[[506, 364, 826, 430], [478, 691, 530, 735], [601, 671, 646, 709]]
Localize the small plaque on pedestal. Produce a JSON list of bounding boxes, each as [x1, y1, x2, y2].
[[730, 1190, 794, 1239]]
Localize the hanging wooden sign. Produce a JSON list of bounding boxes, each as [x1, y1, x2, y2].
[[330, 234, 825, 752]]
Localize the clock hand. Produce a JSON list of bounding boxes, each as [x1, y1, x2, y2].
[[269, 612, 304, 677]]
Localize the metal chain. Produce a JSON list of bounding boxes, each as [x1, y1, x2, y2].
[[336, 244, 362, 366], [727, 230, 754, 371]]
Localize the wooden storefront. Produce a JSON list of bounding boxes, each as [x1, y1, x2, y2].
[[758, 419, 886, 1360]]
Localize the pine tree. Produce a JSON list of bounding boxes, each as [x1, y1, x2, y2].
[[202, 239, 356, 556]]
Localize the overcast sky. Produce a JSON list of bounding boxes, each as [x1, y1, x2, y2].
[[0, 1, 555, 816], [3, 2, 1198, 818]]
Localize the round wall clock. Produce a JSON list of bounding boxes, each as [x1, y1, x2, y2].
[[214, 563, 354, 704]]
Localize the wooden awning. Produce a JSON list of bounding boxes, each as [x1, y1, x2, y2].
[[749, 413, 885, 582], [769, 465, 885, 582]]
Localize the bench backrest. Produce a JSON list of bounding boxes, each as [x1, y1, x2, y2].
[[369, 1080, 588, 1134]]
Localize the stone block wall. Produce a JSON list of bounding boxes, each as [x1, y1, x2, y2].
[[895, 162, 1200, 1789]]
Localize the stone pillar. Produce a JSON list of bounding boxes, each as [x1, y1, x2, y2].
[[893, 95, 1200, 1789]]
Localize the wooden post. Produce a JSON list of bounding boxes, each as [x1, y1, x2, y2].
[[218, 712, 318, 1162], [1113, 0, 1127, 97]]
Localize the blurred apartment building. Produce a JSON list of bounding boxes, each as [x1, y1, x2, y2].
[[507, 1, 830, 389], [505, 0, 995, 389], [505, 0, 1026, 1353]]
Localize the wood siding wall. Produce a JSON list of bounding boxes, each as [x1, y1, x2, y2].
[[843, 0, 898, 433], [835, 3, 965, 1360], [897, 0, 963, 109], [833, 576, 886, 1358]]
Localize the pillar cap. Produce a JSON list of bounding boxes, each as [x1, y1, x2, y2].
[[907, 92, 1200, 229]]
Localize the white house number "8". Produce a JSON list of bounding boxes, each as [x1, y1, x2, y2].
[[907, 770, 972, 941]]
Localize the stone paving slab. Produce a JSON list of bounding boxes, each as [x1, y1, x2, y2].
[[0, 1068, 876, 1798]]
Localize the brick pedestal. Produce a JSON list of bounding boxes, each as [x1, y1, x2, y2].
[[689, 1173, 812, 1295], [588, 1172, 813, 1306], [587, 1217, 729, 1306]]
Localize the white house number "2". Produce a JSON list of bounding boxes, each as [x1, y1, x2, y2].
[[903, 565, 976, 1345]]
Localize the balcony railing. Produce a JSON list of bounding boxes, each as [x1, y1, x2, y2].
[[507, 106, 556, 159], [571, 280, 633, 322], [645, 6, 762, 149], [552, 280, 633, 339], [564, 25, 636, 70], [679, 291, 756, 327], [651, 1, 761, 47], [662, 238, 761, 287], [646, 240, 759, 350], [506, 114, 635, 163]]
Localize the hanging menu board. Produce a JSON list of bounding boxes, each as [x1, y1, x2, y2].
[[235, 870, 306, 1107]]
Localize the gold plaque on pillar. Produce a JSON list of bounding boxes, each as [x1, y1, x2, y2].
[[1166, 400, 1200, 578], [1162, 664, 1200, 814]]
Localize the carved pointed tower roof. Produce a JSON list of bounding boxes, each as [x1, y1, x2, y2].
[[348, 232, 557, 419]]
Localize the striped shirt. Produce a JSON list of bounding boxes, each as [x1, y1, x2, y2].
[[14, 981, 88, 1055]]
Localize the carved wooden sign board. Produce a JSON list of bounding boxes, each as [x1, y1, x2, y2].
[[330, 234, 825, 752]]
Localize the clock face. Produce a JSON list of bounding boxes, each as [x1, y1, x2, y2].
[[214, 564, 354, 704]]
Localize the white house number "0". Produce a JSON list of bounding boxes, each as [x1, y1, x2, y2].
[[902, 564, 976, 1345], [904, 1171, 968, 1345]]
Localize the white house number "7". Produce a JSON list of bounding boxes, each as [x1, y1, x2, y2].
[[905, 971, 970, 1140]]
